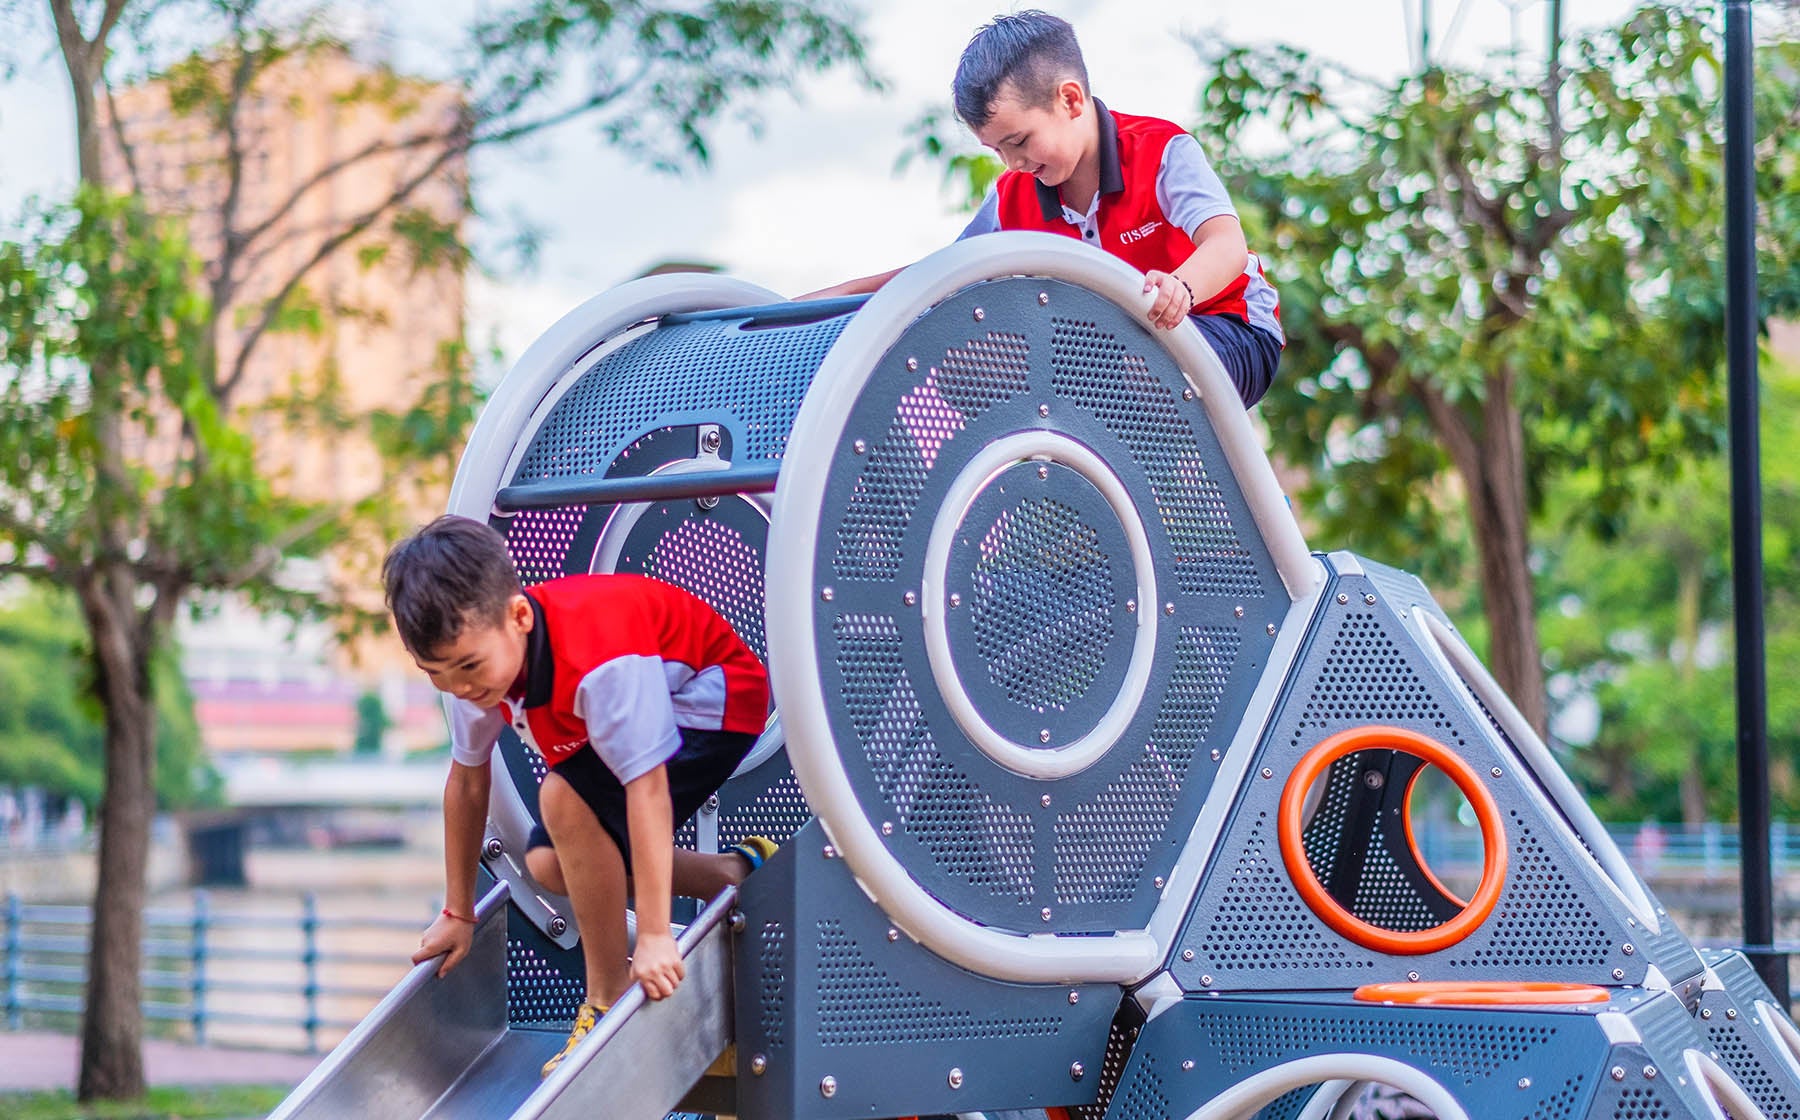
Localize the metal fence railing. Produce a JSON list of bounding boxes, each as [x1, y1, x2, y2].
[[2, 891, 429, 1052]]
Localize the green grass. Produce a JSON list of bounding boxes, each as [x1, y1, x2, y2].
[[0, 1084, 289, 1120]]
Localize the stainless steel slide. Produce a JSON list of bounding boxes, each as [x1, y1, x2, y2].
[[268, 882, 737, 1120]]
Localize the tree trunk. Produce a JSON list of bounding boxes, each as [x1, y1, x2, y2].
[[1427, 371, 1550, 739], [74, 563, 155, 1101]]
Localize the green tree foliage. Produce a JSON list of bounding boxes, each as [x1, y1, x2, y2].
[[0, 588, 215, 810], [351, 689, 389, 757], [2, 0, 870, 1100], [1537, 360, 1800, 825], [1197, 4, 1800, 734]]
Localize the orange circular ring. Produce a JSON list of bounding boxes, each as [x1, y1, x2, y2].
[[1353, 981, 1610, 1006], [1277, 725, 1507, 955], [1402, 765, 1469, 910]]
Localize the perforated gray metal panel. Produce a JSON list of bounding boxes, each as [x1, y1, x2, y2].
[[810, 278, 1285, 937], [1172, 558, 1646, 992]]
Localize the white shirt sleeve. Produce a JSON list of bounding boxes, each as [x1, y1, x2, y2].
[[954, 189, 1001, 241], [447, 699, 506, 767], [1157, 134, 1238, 238], [573, 655, 684, 786]]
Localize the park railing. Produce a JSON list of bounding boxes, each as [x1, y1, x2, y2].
[[2, 891, 428, 1052]]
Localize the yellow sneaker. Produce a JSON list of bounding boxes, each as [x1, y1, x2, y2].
[[541, 1002, 604, 1078], [728, 835, 778, 873]]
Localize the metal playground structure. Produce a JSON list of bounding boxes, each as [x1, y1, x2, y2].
[[269, 233, 1800, 1120]]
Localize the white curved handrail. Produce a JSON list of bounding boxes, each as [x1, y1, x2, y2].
[[1181, 1055, 1470, 1120]]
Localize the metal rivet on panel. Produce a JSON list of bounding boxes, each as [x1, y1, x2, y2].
[[1267, 623, 1278, 635], [1182, 1059, 1195, 1071], [1611, 1066, 1627, 1082], [751, 1054, 768, 1076], [1364, 771, 1385, 789], [1613, 969, 1626, 980], [1643, 1065, 1657, 1080], [1364, 593, 1377, 604], [1210, 749, 1221, 762], [1041, 794, 1052, 807], [1182, 388, 1195, 401], [1622, 943, 1635, 955], [483, 837, 504, 860], [887, 928, 899, 942], [949, 1068, 965, 1089], [1164, 602, 1176, 616], [973, 308, 986, 322], [1039, 729, 1051, 743], [1728, 1008, 1739, 1020], [823, 845, 836, 859], [1201, 975, 1214, 987], [1068, 991, 1080, 1005], [1038, 292, 1050, 305], [906, 357, 919, 371], [903, 590, 917, 606], [1070, 1062, 1084, 1081], [1491, 767, 1503, 778], [701, 429, 722, 453], [1127, 599, 1137, 613], [948, 592, 962, 608], [704, 795, 719, 814], [1407, 971, 1421, 982], [1153, 876, 1165, 890], [1261, 768, 1274, 779], [1234, 606, 1245, 618], [1517, 1077, 1532, 1090], [820, 587, 834, 602], [730, 911, 747, 934], [852, 440, 867, 455], [880, 821, 893, 836], [1038, 403, 1050, 418], [821, 1076, 838, 1098], [1337, 593, 1350, 604], [1181, 949, 1195, 961], [548, 915, 568, 937], [1041, 908, 1052, 921], [1702, 1008, 1714, 1019]]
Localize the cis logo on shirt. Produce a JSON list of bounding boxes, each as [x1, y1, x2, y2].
[[1119, 220, 1164, 245]]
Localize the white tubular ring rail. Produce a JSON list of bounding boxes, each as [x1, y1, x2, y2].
[[767, 232, 1315, 986]]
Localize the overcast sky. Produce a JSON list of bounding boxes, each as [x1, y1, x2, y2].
[[0, 0, 1642, 368]]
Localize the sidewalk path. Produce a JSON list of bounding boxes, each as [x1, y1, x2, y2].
[[0, 1031, 322, 1093]]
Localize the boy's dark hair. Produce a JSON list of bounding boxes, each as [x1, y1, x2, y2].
[[952, 10, 1089, 130], [382, 515, 522, 657]]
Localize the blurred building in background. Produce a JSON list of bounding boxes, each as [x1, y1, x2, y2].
[[99, 45, 467, 758]]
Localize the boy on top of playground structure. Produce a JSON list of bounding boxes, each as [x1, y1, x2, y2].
[[383, 515, 775, 1078], [804, 9, 1284, 408]]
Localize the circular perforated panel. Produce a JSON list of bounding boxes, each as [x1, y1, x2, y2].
[[773, 277, 1282, 941]]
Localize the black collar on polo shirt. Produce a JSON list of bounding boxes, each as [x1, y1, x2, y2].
[[518, 590, 555, 709], [1034, 97, 1124, 223]]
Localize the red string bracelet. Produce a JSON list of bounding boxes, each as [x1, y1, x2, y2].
[[442, 907, 478, 924]]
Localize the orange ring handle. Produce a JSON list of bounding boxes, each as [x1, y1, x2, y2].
[[1354, 981, 1610, 1006], [1403, 765, 1469, 910], [1277, 725, 1507, 955]]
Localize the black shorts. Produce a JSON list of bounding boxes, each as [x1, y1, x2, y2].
[[1192, 312, 1282, 408], [526, 727, 757, 863]]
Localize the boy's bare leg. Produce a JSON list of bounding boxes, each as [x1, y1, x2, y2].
[[539, 773, 631, 1006], [669, 848, 752, 900], [525, 846, 566, 895]]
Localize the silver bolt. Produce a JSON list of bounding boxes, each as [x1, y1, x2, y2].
[[1702, 1008, 1714, 1020], [1210, 749, 1221, 762], [1364, 593, 1377, 605], [696, 495, 720, 510], [1364, 771, 1385, 789], [1040, 729, 1052, 743], [548, 915, 568, 938], [704, 795, 720, 814], [821, 1075, 838, 1098], [1038, 292, 1050, 305], [1041, 907, 1053, 921], [1182, 1059, 1195, 1071], [730, 911, 747, 934], [1643, 1065, 1657, 1080], [1038, 403, 1051, 418], [1407, 971, 1421, 982], [949, 1068, 965, 1089], [949, 592, 962, 608], [820, 586, 834, 602], [1201, 974, 1214, 987], [751, 1053, 768, 1076], [1182, 388, 1195, 401], [1613, 968, 1626, 980], [1182, 949, 1196, 962], [1611, 1066, 1627, 1082], [887, 928, 899, 942], [903, 590, 917, 606], [1127, 599, 1137, 613], [1491, 767, 1503, 778], [1165, 602, 1176, 616], [1070, 1062, 1085, 1081], [701, 429, 722, 453], [1069, 991, 1080, 1005], [1337, 593, 1350, 605], [1153, 876, 1166, 889], [973, 308, 986, 322], [1622, 943, 1635, 956], [853, 439, 867, 455], [881, 821, 893, 836], [1267, 623, 1278, 635], [484, 837, 504, 860], [906, 357, 919, 371], [1518, 1077, 1532, 1090], [1728, 1008, 1739, 1020], [1261, 768, 1274, 779], [1037, 464, 1049, 480], [1234, 606, 1245, 618], [1041, 794, 1052, 807], [823, 845, 836, 859]]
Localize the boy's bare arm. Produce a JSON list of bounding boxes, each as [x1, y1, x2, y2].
[[794, 266, 905, 301], [623, 764, 685, 1000], [413, 759, 491, 977], [1144, 214, 1251, 330]]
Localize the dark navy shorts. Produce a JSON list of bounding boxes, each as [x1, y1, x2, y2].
[[1192, 313, 1282, 408], [526, 727, 757, 863]]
